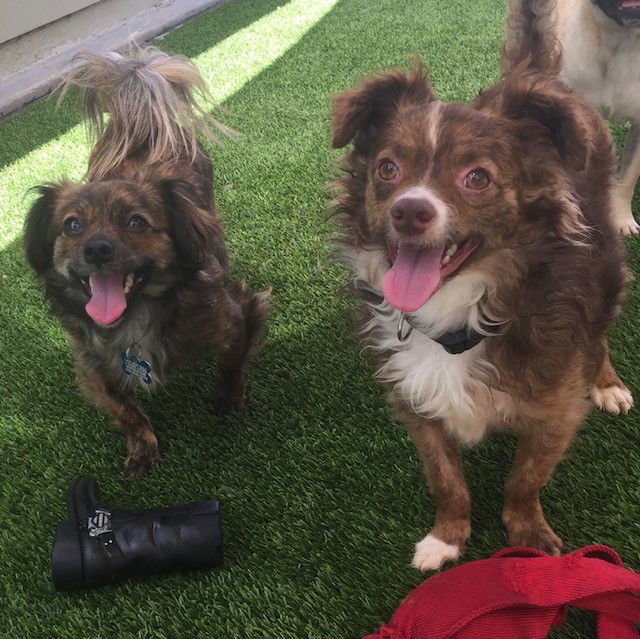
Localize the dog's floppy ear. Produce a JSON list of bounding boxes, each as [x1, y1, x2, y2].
[[24, 185, 58, 274], [502, 75, 591, 171], [331, 64, 435, 151], [160, 179, 224, 271]]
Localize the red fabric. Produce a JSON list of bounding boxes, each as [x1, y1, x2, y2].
[[363, 546, 640, 639]]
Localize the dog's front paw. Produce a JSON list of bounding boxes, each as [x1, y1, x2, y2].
[[124, 432, 161, 479], [411, 534, 461, 572], [591, 383, 633, 415], [507, 520, 563, 556], [124, 450, 161, 478]]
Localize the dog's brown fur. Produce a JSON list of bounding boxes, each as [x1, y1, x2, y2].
[[24, 49, 269, 478], [331, 64, 630, 566]]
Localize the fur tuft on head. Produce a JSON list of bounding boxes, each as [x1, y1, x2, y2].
[[59, 47, 234, 180]]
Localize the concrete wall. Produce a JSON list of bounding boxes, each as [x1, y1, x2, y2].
[[0, 0, 181, 79], [0, 0, 101, 45], [0, 0, 224, 118]]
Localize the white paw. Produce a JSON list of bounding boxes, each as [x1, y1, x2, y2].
[[591, 384, 634, 415], [411, 534, 460, 572], [618, 218, 640, 237], [610, 196, 639, 236]]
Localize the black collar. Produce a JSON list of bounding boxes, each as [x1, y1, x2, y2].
[[432, 325, 488, 354], [355, 279, 498, 355]]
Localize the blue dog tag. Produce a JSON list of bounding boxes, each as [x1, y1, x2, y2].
[[122, 348, 152, 384]]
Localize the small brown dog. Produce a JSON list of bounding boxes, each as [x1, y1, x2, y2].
[[24, 48, 269, 478], [331, 59, 632, 569]]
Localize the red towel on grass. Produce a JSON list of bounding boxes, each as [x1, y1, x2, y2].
[[363, 545, 640, 639]]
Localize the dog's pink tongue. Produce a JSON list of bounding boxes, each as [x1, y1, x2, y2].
[[86, 273, 127, 325], [382, 243, 443, 312]]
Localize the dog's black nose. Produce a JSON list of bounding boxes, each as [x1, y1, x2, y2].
[[84, 236, 115, 265]]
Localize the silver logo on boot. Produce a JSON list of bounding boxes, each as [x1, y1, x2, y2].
[[87, 509, 112, 537]]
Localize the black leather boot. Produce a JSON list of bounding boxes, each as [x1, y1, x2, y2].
[[52, 477, 223, 591]]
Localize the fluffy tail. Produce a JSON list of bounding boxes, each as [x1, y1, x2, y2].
[[231, 281, 271, 361], [501, 0, 562, 76], [60, 47, 231, 180]]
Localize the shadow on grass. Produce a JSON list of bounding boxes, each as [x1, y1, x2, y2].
[[161, 0, 288, 60]]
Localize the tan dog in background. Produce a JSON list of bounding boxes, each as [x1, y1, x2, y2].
[[504, 0, 640, 235]]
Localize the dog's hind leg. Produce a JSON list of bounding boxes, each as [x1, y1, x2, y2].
[[214, 325, 249, 416], [212, 284, 270, 415], [75, 362, 160, 478], [401, 411, 471, 572], [590, 341, 633, 415], [612, 123, 640, 236]]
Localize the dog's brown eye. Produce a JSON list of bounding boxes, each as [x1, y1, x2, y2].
[[378, 160, 399, 181], [464, 168, 490, 191], [63, 216, 83, 236], [126, 215, 149, 231]]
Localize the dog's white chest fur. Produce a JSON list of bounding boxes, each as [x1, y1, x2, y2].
[[349, 249, 498, 445], [561, 7, 640, 123], [379, 326, 489, 444]]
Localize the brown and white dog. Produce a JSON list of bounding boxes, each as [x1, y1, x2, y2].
[[504, 0, 640, 236], [331, 62, 633, 569], [24, 49, 269, 478]]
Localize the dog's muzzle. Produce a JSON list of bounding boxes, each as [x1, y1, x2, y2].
[[594, 0, 640, 27]]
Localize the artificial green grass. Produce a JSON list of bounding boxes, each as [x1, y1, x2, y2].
[[0, 0, 638, 637]]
